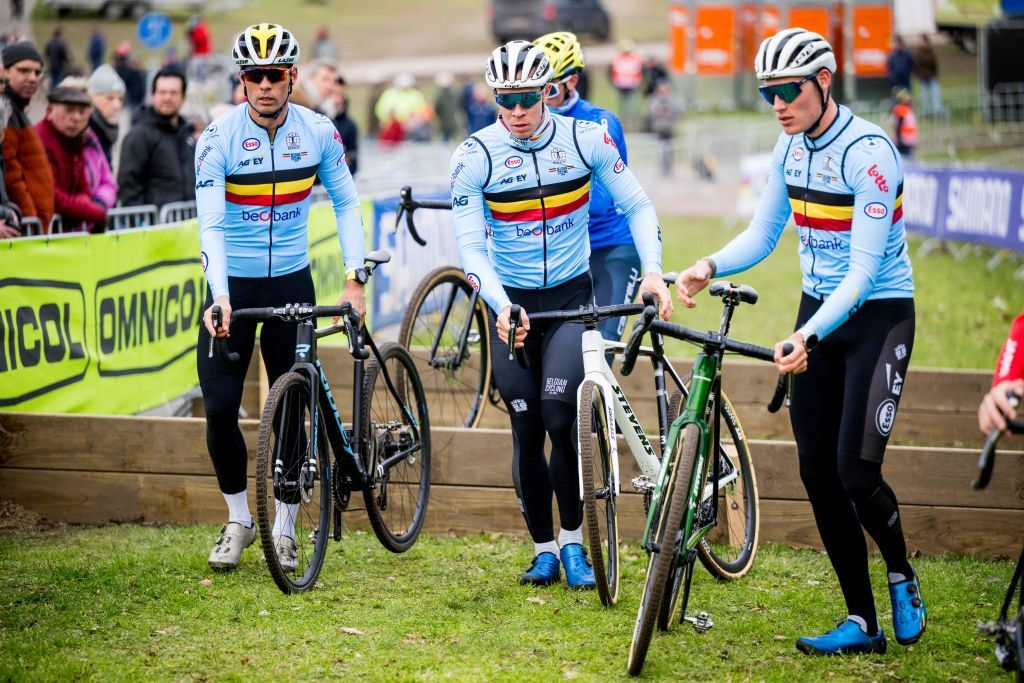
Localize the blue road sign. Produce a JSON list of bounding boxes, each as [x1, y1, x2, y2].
[[137, 12, 173, 50]]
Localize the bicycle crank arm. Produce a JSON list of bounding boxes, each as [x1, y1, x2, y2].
[[683, 610, 714, 633]]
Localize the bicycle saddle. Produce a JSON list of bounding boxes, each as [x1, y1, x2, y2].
[[709, 281, 758, 305], [364, 249, 392, 266]]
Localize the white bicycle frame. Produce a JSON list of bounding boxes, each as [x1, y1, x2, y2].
[[575, 328, 740, 502]]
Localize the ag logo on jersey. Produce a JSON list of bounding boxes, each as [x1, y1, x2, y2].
[[505, 156, 523, 169], [791, 147, 806, 161], [864, 202, 888, 219], [467, 273, 481, 292], [613, 158, 625, 174], [242, 137, 260, 151]]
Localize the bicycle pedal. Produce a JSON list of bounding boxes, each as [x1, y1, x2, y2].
[[684, 611, 713, 633]]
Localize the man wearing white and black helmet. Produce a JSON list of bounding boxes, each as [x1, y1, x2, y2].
[[675, 28, 923, 655], [450, 40, 671, 589], [195, 23, 366, 573]]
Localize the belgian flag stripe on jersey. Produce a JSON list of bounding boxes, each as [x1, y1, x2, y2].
[[788, 182, 904, 231], [485, 174, 591, 222], [225, 165, 318, 206]]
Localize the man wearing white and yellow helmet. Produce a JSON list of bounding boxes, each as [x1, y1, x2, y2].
[[195, 23, 366, 574], [534, 31, 639, 347]]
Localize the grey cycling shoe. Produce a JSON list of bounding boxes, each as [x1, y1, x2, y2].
[[207, 522, 257, 571], [275, 535, 298, 573]]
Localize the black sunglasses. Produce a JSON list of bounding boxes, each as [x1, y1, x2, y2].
[[241, 67, 289, 84], [758, 75, 813, 105]]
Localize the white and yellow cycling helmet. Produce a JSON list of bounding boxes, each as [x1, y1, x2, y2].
[[233, 23, 301, 68], [533, 31, 585, 81], [485, 40, 552, 89]]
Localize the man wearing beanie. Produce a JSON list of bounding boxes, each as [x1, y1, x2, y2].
[[2, 42, 55, 231], [117, 65, 195, 209], [88, 64, 125, 165], [35, 86, 107, 233]]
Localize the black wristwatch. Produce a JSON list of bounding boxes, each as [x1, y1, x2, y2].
[[348, 267, 370, 285]]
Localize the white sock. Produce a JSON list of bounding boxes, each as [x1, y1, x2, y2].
[[847, 615, 869, 633], [272, 500, 298, 540], [223, 491, 252, 527], [558, 526, 583, 548], [888, 571, 908, 584], [534, 541, 559, 558]]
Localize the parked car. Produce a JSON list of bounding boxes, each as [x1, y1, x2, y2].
[[490, 0, 612, 44], [43, 0, 202, 20]]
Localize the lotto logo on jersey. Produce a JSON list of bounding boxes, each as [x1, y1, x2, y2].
[[864, 202, 888, 219], [242, 137, 260, 151], [505, 156, 523, 169], [867, 164, 889, 193], [467, 273, 481, 292], [613, 158, 625, 174], [603, 132, 617, 148]]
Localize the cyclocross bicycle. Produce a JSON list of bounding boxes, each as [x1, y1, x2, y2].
[[394, 186, 505, 428], [616, 282, 790, 677], [975, 391, 1024, 679], [210, 250, 431, 594]]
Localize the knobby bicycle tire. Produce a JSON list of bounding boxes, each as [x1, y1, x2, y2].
[[255, 371, 331, 594], [360, 341, 432, 552], [578, 379, 619, 607], [398, 266, 491, 428], [667, 389, 760, 581], [627, 423, 699, 677]]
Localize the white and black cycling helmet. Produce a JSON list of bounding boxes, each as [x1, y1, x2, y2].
[[233, 23, 300, 68], [485, 40, 552, 89], [755, 28, 836, 82]]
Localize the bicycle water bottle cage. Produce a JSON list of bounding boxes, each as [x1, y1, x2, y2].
[[709, 282, 758, 305]]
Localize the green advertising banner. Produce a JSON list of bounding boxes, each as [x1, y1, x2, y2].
[[0, 201, 371, 414]]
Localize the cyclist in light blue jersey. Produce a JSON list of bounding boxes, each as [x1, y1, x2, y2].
[[534, 31, 640, 343], [675, 28, 923, 657], [451, 40, 671, 589], [195, 23, 366, 573]]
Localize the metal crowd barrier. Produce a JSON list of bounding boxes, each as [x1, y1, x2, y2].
[[106, 204, 158, 231], [157, 201, 198, 224]]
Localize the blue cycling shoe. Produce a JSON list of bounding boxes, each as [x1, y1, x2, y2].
[[889, 573, 927, 645], [796, 620, 887, 656], [520, 552, 561, 586], [560, 543, 596, 590]]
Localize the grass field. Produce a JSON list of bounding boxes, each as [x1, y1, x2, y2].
[[0, 525, 1015, 681], [656, 216, 1024, 370]]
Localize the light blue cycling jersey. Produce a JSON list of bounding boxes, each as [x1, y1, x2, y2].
[[195, 102, 365, 301], [450, 110, 662, 314], [708, 105, 913, 341], [556, 95, 632, 251]]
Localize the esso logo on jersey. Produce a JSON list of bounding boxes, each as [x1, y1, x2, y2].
[[467, 273, 481, 292], [242, 137, 261, 151], [613, 158, 625, 174], [791, 147, 806, 161], [864, 202, 888, 219], [505, 156, 523, 169]]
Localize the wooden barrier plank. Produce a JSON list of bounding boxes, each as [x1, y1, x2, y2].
[[4, 466, 1018, 557]]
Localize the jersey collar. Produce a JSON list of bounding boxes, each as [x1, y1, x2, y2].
[[805, 104, 851, 152]]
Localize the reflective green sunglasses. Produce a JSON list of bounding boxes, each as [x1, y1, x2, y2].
[[759, 75, 812, 105], [494, 90, 544, 110]]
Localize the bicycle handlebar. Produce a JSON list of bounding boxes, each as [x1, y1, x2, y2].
[[767, 343, 795, 413], [620, 292, 658, 376], [395, 185, 451, 247], [973, 391, 1024, 490]]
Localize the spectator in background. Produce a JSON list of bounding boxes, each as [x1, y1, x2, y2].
[[912, 34, 944, 117], [114, 42, 145, 112], [434, 71, 459, 142], [2, 42, 55, 231], [465, 82, 495, 134], [87, 26, 105, 73], [608, 39, 643, 131], [891, 88, 917, 158], [886, 35, 913, 93], [0, 95, 24, 239], [331, 74, 358, 176], [303, 60, 340, 118], [642, 56, 669, 97], [44, 28, 71, 86], [10, 0, 24, 20], [647, 79, 681, 176], [311, 26, 338, 61], [35, 85, 108, 233], [978, 312, 1024, 435], [88, 64, 125, 166], [117, 66, 196, 208], [186, 16, 211, 58], [375, 73, 431, 144], [365, 74, 385, 139]]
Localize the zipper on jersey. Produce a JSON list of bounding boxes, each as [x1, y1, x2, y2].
[[268, 136, 276, 278], [529, 151, 548, 286], [804, 150, 821, 297]]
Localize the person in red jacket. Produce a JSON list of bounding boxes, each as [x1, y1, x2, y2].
[[35, 86, 107, 233], [979, 312, 1024, 434]]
